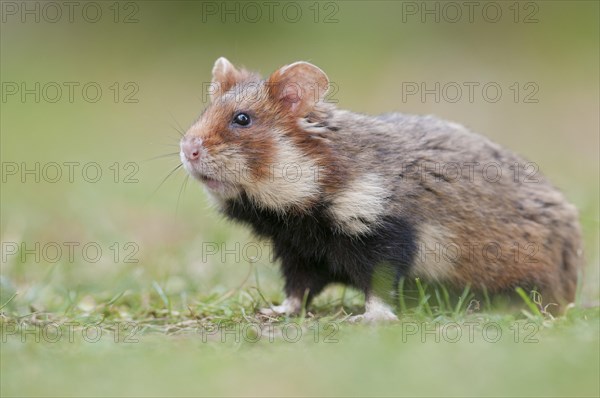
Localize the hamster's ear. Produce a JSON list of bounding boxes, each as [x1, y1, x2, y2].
[[211, 57, 241, 101], [267, 62, 329, 116]]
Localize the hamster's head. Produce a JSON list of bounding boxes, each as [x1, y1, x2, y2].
[[180, 57, 334, 211]]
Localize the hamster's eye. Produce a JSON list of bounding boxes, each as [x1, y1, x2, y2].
[[232, 112, 251, 127]]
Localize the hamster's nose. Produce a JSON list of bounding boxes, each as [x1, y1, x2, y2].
[[181, 138, 202, 161]]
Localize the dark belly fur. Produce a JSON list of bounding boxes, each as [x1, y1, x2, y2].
[[224, 194, 418, 301]]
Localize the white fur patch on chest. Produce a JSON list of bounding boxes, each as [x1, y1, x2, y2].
[[327, 173, 389, 235], [244, 134, 321, 212]]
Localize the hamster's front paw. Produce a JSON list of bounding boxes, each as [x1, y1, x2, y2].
[[259, 304, 290, 317], [259, 297, 301, 317]]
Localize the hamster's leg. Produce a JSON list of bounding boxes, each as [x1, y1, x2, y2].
[[348, 295, 398, 323], [259, 255, 330, 316]]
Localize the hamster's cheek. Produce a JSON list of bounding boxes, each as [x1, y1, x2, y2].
[[212, 151, 250, 186]]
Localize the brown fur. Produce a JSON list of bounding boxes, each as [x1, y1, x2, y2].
[[181, 58, 584, 310]]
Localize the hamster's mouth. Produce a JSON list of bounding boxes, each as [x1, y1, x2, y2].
[[192, 171, 238, 194], [181, 157, 238, 196], [198, 174, 227, 191]]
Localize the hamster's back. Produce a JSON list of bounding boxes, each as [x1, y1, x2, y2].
[[327, 110, 583, 305]]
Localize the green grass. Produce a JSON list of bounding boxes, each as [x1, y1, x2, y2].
[[1, 263, 599, 397]]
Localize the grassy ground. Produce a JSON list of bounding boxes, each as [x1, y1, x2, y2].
[[1, 273, 599, 396], [1, 1, 599, 397]]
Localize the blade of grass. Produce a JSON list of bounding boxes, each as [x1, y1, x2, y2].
[[441, 285, 452, 311], [107, 291, 126, 306], [415, 278, 433, 317], [575, 268, 584, 307], [453, 284, 471, 317], [152, 281, 171, 314], [339, 286, 347, 311], [298, 289, 310, 321], [482, 286, 492, 312], [398, 278, 407, 314], [515, 287, 542, 317], [0, 292, 18, 311], [434, 287, 446, 314]]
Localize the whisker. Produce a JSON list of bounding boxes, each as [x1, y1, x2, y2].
[[151, 163, 184, 197], [176, 173, 191, 215], [167, 111, 186, 137], [168, 111, 185, 129], [145, 152, 180, 162], [170, 124, 185, 138], [149, 139, 182, 148]]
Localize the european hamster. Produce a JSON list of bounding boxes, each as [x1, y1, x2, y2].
[[180, 57, 583, 321]]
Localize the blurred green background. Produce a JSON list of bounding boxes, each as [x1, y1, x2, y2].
[[1, 1, 599, 397]]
